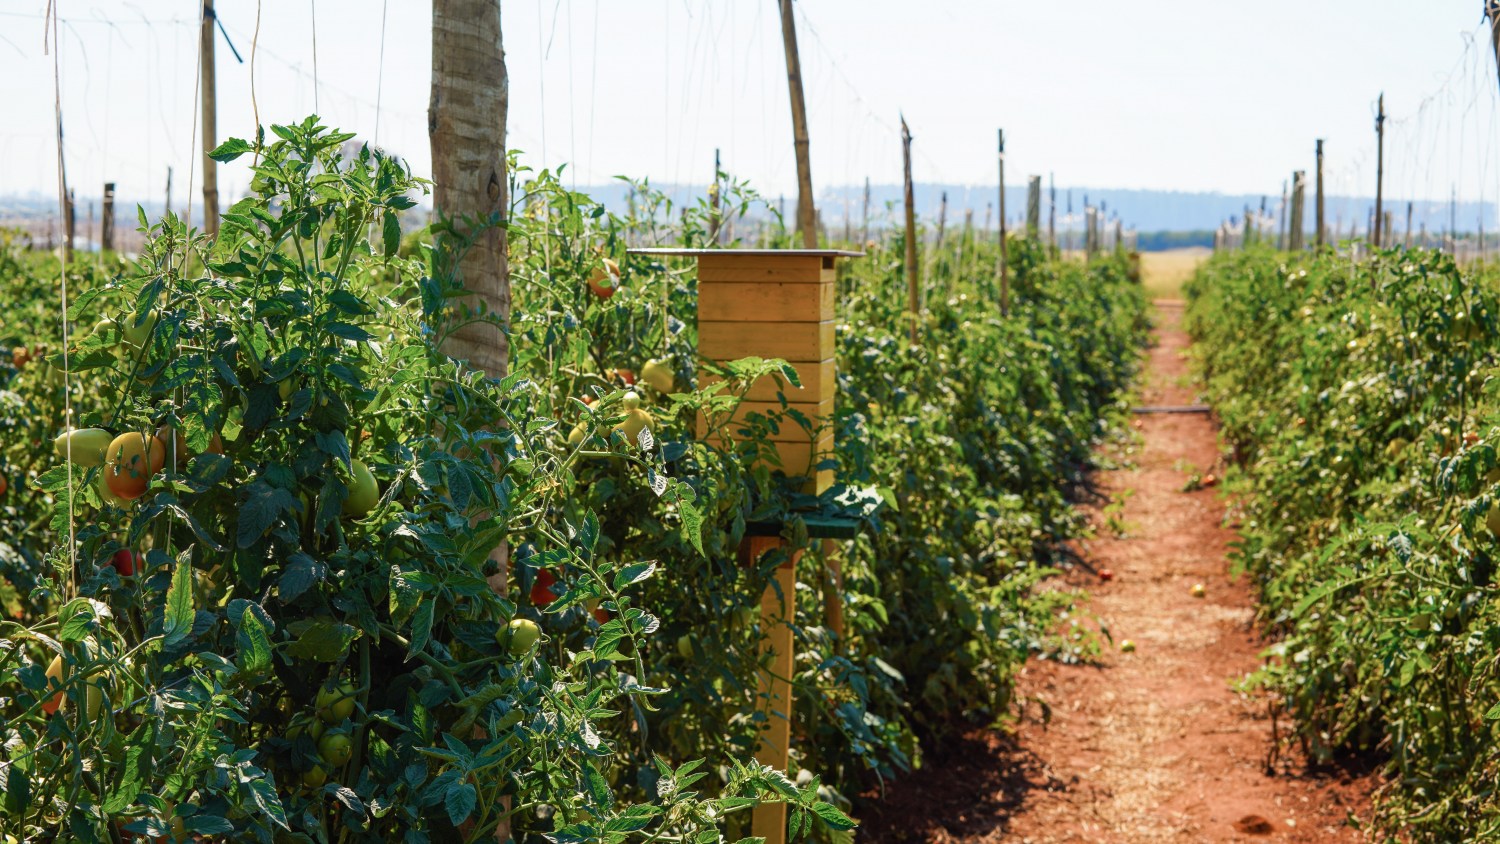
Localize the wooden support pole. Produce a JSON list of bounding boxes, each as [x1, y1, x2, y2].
[[997, 129, 1009, 315], [201, 0, 220, 237], [165, 166, 173, 222], [710, 148, 722, 244], [820, 539, 844, 651], [63, 188, 75, 260], [860, 176, 870, 245], [1315, 139, 1325, 248], [101, 182, 116, 253], [1288, 171, 1305, 252], [749, 536, 799, 844], [1048, 173, 1057, 253], [1277, 179, 1288, 251], [1026, 175, 1041, 239], [901, 117, 919, 341], [935, 190, 948, 251], [1405, 201, 1413, 249], [1373, 93, 1385, 248], [778, 0, 816, 249]]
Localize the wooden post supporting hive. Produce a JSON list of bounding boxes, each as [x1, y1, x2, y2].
[[629, 247, 860, 843]]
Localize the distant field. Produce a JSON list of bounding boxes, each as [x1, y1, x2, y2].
[[1140, 247, 1210, 299]]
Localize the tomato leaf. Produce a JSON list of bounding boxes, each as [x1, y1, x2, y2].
[[162, 555, 195, 649], [236, 605, 272, 678], [285, 621, 359, 662], [208, 137, 253, 162], [444, 781, 477, 826]]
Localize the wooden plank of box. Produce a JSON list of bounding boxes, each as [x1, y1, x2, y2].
[[698, 281, 835, 323], [698, 253, 837, 283], [700, 359, 834, 404], [699, 320, 834, 362], [696, 398, 833, 443]]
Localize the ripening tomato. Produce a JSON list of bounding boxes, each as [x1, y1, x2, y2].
[[104, 432, 166, 501], [531, 569, 558, 606], [588, 258, 620, 299], [0, 473, 7, 497], [41, 654, 64, 715]]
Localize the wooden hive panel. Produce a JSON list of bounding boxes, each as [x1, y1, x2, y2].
[[698, 253, 833, 283], [695, 397, 834, 444], [698, 281, 835, 323], [705, 430, 835, 494], [699, 320, 835, 362], [699, 358, 835, 403]]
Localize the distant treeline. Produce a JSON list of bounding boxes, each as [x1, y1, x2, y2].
[[1133, 230, 1215, 251]]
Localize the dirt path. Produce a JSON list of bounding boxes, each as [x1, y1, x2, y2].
[[859, 301, 1374, 843]]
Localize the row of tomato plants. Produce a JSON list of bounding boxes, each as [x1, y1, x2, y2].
[[0, 117, 1147, 843], [1186, 245, 1500, 839]]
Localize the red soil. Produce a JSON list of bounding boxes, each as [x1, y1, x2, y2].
[[857, 301, 1378, 843]]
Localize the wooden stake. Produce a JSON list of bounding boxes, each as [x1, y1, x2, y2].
[[710, 148, 722, 244], [165, 165, 173, 222], [1026, 175, 1041, 239], [1288, 171, 1305, 252], [1373, 93, 1385, 248], [777, 0, 816, 249], [1277, 179, 1288, 250], [101, 182, 116, 253], [860, 176, 870, 245], [1315, 139, 1325, 247], [997, 129, 1009, 315], [201, 0, 220, 237], [1405, 200, 1413, 249], [1048, 173, 1056, 253], [936, 190, 948, 251], [63, 188, 75, 260], [902, 116, 919, 342]]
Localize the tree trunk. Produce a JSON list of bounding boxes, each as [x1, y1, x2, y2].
[[430, 5, 510, 836]]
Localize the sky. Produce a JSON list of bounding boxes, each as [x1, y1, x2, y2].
[[2, 0, 1499, 225]]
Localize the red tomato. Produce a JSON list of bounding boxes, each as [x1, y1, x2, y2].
[[531, 569, 558, 606], [1098, 569, 1114, 582], [110, 548, 140, 577]]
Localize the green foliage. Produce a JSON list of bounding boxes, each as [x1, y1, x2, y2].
[[0, 116, 1145, 842], [1187, 244, 1500, 839]]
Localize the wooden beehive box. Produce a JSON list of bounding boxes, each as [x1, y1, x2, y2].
[[628, 248, 860, 493]]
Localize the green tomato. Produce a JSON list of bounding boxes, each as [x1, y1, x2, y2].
[[676, 634, 694, 659], [287, 715, 325, 741], [318, 732, 353, 766], [621, 390, 642, 412], [502, 618, 542, 656], [641, 358, 675, 393], [315, 679, 357, 723], [54, 427, 113, 468], [301, 764, 327, 789], [616, 408, 653, 443], [121, 309, 159, 347], [343, 459, 380, 517]]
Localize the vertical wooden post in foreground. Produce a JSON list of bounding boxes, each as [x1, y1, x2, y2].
[[1373, 93, 1385, 248], [200, 0, 220, 237], [778, 0, 816, 248], [1315, 139, 1325, 247], [101, 182, 116, 253], [634, 245, 860, 844], [902, 117, 919, 341], [996, 129, 1009, 315], [1288, 171, 1306, 252]]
